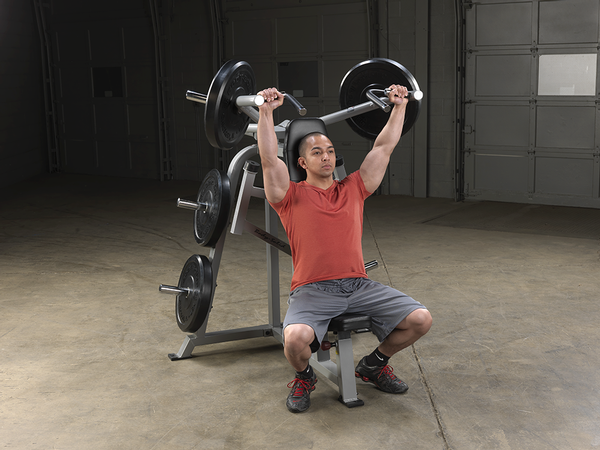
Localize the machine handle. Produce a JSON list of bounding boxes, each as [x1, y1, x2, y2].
[[281, 92, 307, 116]]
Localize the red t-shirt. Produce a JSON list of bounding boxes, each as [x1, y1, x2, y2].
[[269, 171, 372, 291]]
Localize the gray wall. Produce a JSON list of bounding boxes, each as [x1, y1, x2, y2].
[[0, 0, 459, 200], [429, 0, 456, 199], [167, 0, 220, 180], [461, 0, 600, 209], [47, 0, 160, 179], [0, 0, 46, 187], [376, 0, 456, 198]]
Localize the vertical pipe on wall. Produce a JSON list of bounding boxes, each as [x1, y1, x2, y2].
[[150, 0, 172, 180], [210, 0, 227, 172], [33, 0, 60, 173], [414, 0, 429, 197], [366, 0, 372, 58], [368, 0, 380, 58], [454, 0, 465, 201], [386, 0, 390, 58], [210, 0, 225, 72]]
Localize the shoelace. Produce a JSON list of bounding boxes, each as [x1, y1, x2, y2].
[[377, 365, 398, 380], [287, 377, 314, 397]]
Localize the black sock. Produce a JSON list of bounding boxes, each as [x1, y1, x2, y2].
[[365, 348, 390, 367], [296, 364, 313, 379]]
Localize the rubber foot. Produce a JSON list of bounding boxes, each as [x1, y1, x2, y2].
[[338, 396, 364, 408]]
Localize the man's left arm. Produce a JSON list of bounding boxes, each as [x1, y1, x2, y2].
[[359, 85, 409, 193]]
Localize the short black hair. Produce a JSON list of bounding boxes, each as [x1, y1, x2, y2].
[[298, 132, 328, 159]]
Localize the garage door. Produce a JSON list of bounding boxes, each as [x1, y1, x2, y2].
[[462, 0, 600, 208]]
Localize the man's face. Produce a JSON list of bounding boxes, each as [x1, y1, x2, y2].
[[298, 134, 336, 178]]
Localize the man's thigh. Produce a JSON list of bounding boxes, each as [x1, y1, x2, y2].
[[283, 283, 348, 343], [347, 278, 426, 342]]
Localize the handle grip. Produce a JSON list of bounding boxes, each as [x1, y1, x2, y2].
[[282, 92, 307, 116], [383, 88, 424, 101]]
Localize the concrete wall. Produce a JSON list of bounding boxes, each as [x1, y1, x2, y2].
[[0, 0, 46, 187], [166, 0, 219, 180], [45, 0, 162, 180], [429, 0, 456, 199], [0, 0, 459, 200], [383, 0, 456, 198]]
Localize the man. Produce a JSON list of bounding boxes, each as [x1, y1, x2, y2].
[[256, 85, 432, 413]]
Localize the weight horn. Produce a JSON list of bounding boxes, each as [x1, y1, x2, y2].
[[159, 254, 213, 333], [177, 169, 231, 247]]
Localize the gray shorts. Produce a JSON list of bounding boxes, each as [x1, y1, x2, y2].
[[283, 277, 426, 344]]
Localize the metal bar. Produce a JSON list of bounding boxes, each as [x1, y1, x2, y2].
[[381, 88, 424, 101], [266, 201, 283, 327], [236, 95, 264, 107], [159, 285, 188, 295], [335, 331, 362, 404], [366, 90, 391, 112], [186, 90, 207, 104], [150, 0, 172, 181], [320, 101, 381, 126], [245, 123, 287, 140], [283, 93, 307, 116], [168, 325, 277, 360], [364, 260, 378, 271], [244, 220, 292, 256], [310, 355, 339, 384], [334, 156, 347, 181], [199, 326, 276, 344], [238, 105, 260, 123], [33, 0, 60, 173], [177, 198, 207, 211], [230, 161, 262, 235]]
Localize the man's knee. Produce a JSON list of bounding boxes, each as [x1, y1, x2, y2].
[[407, 308, 432, 335], [284, 324, 315, 352]]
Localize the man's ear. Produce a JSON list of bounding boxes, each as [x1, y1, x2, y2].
[[298, 157, 307, 169]]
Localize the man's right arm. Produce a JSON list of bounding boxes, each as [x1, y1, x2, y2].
[[257, 88, 290, 204]]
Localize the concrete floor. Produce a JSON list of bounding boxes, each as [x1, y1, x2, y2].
[[1, 173, 599, 450]]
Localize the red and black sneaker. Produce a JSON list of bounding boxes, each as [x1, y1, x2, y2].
[[286, 373, 317, 413], [355, 356, 408, 394]]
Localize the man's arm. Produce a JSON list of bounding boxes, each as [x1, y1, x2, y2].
[[257, 88, 290, 204], [257, 88, 290, 203], [359, 85, 409, 193]]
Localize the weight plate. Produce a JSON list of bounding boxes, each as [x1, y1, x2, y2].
[[176, 254, 213, 333], [204, 59, 256, 150], [339, 58, 421, 140], [194, 169, 231, 247]]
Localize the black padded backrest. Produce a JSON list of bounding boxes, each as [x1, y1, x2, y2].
[[283, 118, 328, 183]]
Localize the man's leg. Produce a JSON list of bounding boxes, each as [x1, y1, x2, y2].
[[283, 323, 315, 372], [356, 308, 431, 393], [378, 308, 432, 356], [283, 323, 318, 413], [281, 281, 348, 412], [356, 308, 432, 393]]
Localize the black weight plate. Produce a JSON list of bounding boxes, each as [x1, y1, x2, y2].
[[339, 58, 421, 140], [194, 169, 231, 247], [176, 254, 213, 333], [204, 59, 256, 150]]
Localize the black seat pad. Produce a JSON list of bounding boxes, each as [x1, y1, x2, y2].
[[328, 314, 371, 332]]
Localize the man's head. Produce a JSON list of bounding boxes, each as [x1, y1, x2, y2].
[[297, 133, 336, 180], [298, 132, 329, 159]]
